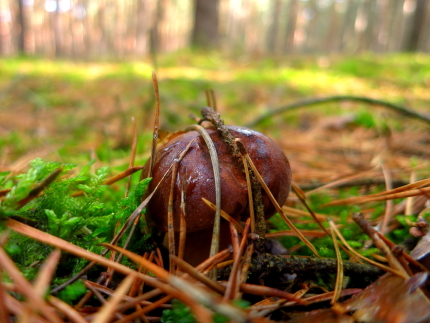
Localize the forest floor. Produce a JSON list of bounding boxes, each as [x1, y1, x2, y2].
[[1, 53, 430, 322]]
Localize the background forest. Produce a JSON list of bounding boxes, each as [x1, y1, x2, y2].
[[2, 0, 430, 58]]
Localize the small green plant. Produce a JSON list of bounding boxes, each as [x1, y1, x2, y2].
[[1, 158, 151, 291]]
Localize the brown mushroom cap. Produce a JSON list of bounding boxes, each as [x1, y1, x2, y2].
[[144, 125, 292, 233]]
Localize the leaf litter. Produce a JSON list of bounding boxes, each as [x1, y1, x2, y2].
[[0, 72, 430, 322]]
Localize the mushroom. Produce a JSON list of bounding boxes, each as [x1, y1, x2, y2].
[[144, 125, 292, 265]]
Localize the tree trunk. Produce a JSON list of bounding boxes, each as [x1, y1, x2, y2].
[[191, 0, 219, 49], [283, 0, 298, 54], [52, 0, 62, 57], [266, 0, 281, 54], [17, 0, 26, 54], [403, 0, 428, 51]]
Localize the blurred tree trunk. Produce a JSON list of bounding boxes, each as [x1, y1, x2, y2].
[[403, 0, 428, 51], [283, 0, 298, 54], [339, 0, 359, 51], [324, 0, 340, 53], [191, 0, 219, 49], [387, 0, 405, 51], [52, 0, 62, 57], [17, 0, 26, 54], [266, 0, 281, 54], [135, 0, 149, 55]]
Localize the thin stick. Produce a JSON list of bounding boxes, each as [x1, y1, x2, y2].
[[6, 219, 209, 317], [379, 163, 393, 235], [328, 220, 343, 305], [125, 117, 138, 197], [92, 274, 135, 323], [210, 89, 217, 111], [18, 167, 63, 206], [48, 296, 87, 323], [195, 248, 233, 272], [224, 219, 250, 301], [0, 265, 10, 323], [236, 243, 254, 299], [112, 295, 172, 323], [202, 197, 243, 233], [330, 218, 405, 277], [148, 71, 160, 179], [178, 175, 187, 261], [167, 157, 180, 273], [240, 153, 255, 232], [171, 256, 225, 295], [246, 95, 430, 128], [186, 124, 221, 276], [352, 213, 409, 278], [104, 243, 247, 323], [292, 183, 328, 234], [325, 178, 430, 206], [0, 245, 63, 323]]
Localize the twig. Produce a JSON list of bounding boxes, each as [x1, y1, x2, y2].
[[147, 71, 160, 179], [221, 253, 384, 279], [246, 95, 430, 128]]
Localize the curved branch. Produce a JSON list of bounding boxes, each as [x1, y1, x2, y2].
[[246, 96, 430, 128]]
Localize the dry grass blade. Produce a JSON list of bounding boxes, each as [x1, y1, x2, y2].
[[282, 205, 332, 220], [266, 230, 327, 238], [352, 213, 409, 278], [231, 283, 306, 304], [329, 217, 406, 278], [195, 248, 233, 272], [18, 167, 63, 206], [171, 255, 225, 294], [112, 295, 172, 323], [6, 219, 196, 303], [5, 293, 50, 323], [237, 243, 254, 299], [48, 296, 87, 323], [148, 71, 160, 179], [125, 116, 138, 197], [167, 163, 178, 273], [18, 248, 62, 323], [379, 163, 393, 234], [236, 139, 319, 256], [92, 274, 136, 323], [202, 197, 243, 233], [325, 178, 430, 206], [376, 231, 430, 273], [33, 248, 61, 295], [292, 183, 328, 234], [0, 265, 10, 323], [0, 242, 63, 323], [304, 168, 377, 195], [241, 152, 255, 232], [186, 124, 221, 274], [178, 175, 187, 261], [224, 219, 250, 301], [104, 243, 248, 323], [328, 219, 343, 305]]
